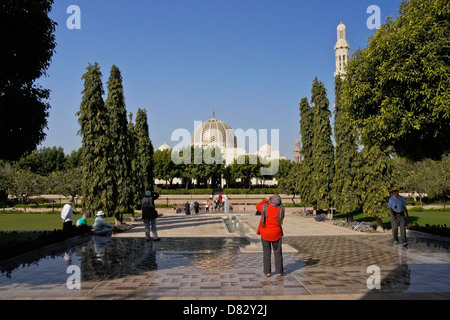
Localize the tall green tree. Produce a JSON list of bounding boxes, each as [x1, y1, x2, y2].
[[298, 97, 314, 207], [311, 77, 335, 210], [359, 145, 394, 227], [105, 65, 133, 220], [127, 112, 141, 209], [0, 0, 57, 161], [76, 63, 111, 217], [134, 108, 154, 193], [342, 0, 450, 161], [333, 75, 361, 220], [278, 161, 303, 206]]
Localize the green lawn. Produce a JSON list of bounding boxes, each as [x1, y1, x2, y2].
[[1, 208, 448, 231], [0, 212, 129, 231], [334, 209, 450, 226]]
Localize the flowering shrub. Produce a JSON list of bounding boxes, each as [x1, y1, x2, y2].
[[314, 215, 327, 222], [333, 220, 376, 233]]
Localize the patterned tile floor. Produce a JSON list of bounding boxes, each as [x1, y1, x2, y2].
[[1, 215, 450, 299]]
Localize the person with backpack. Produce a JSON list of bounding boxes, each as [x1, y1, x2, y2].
[[142, 190, 160, 241], [256, 194, 285, 277]]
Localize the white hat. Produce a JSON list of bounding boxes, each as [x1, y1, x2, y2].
[[97, 211, 105, 216]]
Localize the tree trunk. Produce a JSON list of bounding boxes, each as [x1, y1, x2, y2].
[[114, 213, 123, 226], [376, 217, 384, 232]]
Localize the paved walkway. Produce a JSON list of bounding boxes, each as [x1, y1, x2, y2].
[[1, 213, 449, 300]]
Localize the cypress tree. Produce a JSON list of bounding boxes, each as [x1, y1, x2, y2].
[[127, 112, 143, 211], [105, 65, 133, 222], [76, 63, 111, 217], [311, 77, 335, 211], [333, 75, 361, 220], [135, 108, 154, 193], [298, 97, 314, 208]]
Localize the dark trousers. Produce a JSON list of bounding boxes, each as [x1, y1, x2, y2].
[[261, 238, 284, 275], [62, 221, 73, 233]]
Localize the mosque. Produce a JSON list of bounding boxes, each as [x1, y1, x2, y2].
[[156, 20, 350, 186], [156, 110, 285, 187]]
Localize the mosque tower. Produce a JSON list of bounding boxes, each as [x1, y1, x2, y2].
[[334, 18, 350, 77], [293, 137, 301, 163]]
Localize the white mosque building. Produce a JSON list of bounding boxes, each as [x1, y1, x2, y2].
[[156, 19, 349, 187], [156, 111, 285, 187]]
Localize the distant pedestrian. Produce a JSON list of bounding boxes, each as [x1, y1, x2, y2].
[[215, 198, 220, 211], [185, 201, 191, 215], [61, 204, 74, 233], [205, 199, 210, 213], [256, 195, 285, 277], [142, 190, 160, 241], [194, 200, 200, 214], [388, 187, 409, 246]]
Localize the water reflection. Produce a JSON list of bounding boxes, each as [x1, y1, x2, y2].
[[1, 233, 449, 298], [0, 237, 249, 283]]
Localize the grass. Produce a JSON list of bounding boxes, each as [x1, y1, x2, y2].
[[0, 211, 133, 231], [334, 208, 450, 227]]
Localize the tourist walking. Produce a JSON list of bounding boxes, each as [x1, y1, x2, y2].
[[205, 198, 210, 213], [142, 190, 161, 241], [256, 194, 285, 277], [61, 204, 74, 233], [388, 187, 409, 246]]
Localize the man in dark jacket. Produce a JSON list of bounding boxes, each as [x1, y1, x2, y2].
[[142, 190, 160, 241], [193, 200, 200, 214], [185, 201, 191, 215]]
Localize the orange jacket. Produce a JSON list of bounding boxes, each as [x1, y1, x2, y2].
[[256, 199, 284, 241]]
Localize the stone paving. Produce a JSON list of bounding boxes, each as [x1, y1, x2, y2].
[[1, 213, 449, 300]]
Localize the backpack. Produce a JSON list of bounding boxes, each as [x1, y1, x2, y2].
[[142, 196, 157, 219]]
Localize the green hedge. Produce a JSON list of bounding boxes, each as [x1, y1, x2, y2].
[[13, 203, 81, 209], [157, 188, 279, 195], [0, 210, 60, 215]]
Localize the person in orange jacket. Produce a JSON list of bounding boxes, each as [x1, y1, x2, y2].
[[256, 194, 285, 277]]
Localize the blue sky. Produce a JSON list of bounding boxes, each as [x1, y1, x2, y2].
[[38, 0, 402, 160]]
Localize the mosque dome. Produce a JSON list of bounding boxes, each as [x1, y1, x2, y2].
[[158, 142, 172, 151], [191, 111, 237, 150]]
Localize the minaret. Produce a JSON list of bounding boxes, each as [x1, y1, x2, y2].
[[334, 18, 350, 77], [293, 137, 301, 163]]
